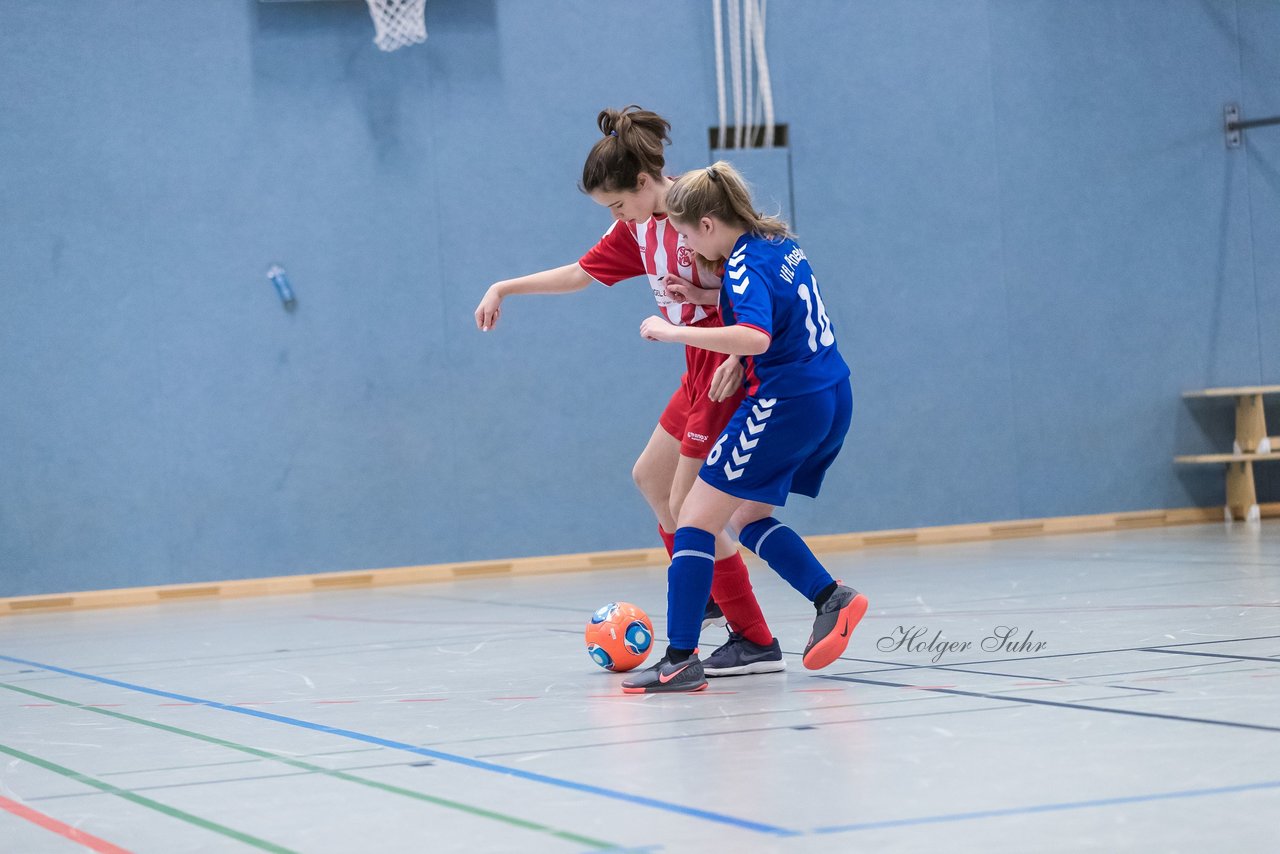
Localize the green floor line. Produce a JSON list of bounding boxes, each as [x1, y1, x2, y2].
[[1, 682, 616, 850], [0, 741, 295, 853]]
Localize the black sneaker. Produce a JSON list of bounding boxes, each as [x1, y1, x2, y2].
[[703, 632, 786, 677], [802, 582, 869, 671], [702, 598, 727, 630], [621, 653, 708, 694]]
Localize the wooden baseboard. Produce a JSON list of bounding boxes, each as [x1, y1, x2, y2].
[[3, 504, 1275, 617]]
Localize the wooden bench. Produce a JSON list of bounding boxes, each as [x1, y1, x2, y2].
[[1176, 385, 1280, 521]]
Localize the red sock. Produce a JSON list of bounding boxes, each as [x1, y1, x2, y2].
[[711, 552, 773, 647], [658, 526, 676, 558]]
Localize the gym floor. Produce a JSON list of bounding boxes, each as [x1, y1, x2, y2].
[[2, 522, 1278, 853]]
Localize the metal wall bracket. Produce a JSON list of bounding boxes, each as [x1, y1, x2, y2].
[[1224, 103, 1280, 147], [1225, 103, 1241, 149]]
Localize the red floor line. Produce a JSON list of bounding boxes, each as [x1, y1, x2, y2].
[[0, 794, 133, 854]]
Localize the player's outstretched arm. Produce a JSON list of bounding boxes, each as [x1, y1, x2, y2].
[[475, 263, 593, 331], [639, 315, 769, 356]]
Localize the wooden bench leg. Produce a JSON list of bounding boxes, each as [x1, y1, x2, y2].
[[1234, 394, 1270, 454], [1225, 460, 1259, 521]]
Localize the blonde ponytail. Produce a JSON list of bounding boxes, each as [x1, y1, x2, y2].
[[666, 161, 790, 240]]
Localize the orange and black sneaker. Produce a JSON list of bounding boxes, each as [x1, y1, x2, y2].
[[621, 652, 708, 694], [801, 583, 868, 670]]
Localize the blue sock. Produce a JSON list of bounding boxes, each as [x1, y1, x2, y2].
[[739, 517, 834, 603], [666, 527, 716, 651]]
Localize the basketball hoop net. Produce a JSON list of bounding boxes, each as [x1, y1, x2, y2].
[[365, 0, 427, 52]]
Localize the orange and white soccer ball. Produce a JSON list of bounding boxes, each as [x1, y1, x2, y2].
[[584, 602, 654, 672]]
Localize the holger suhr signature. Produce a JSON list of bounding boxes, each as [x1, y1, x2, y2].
[[877, 625, 1047, 663]]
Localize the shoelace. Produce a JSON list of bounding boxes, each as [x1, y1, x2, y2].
[[712, 632, 746, 657]]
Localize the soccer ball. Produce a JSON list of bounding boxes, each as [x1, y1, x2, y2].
[[585, 602, 654, 672]]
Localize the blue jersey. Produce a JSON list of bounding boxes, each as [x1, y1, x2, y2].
[[719, 234, 849, 398]]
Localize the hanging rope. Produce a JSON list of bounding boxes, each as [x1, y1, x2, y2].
[[713, 0, 727, 149], [713, 0, 774, 149], [742, 0, 754, 149], [726, 0, 743, 150], [752, 0, 774, 147]]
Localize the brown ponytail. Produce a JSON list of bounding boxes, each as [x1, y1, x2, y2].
[[580, 105, 672, 193], [666, 161, 791, 242]]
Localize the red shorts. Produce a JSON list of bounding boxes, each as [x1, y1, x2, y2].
[[659, 340, 748, 459]]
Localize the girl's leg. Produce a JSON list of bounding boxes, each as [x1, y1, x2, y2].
[[632, 424, 681, 536], [669, 456, 738, 561], [622, 477, 745, 694], [671, 455, 775, 650], [733, 501, 868, 671], [654, 477, 752, 657]]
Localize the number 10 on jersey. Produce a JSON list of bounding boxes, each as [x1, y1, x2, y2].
[[798, 277, 834, 352]]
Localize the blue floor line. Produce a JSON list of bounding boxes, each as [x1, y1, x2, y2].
[[813, 779, 1280, 833], [0, 653, 799, 838]]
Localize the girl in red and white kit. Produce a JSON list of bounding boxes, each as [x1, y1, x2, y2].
[[474, 105, 783, 676]]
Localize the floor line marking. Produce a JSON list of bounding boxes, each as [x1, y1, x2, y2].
[[473, 692, 1143, 760], [864, 603, 1280, 619], [1061, 661, 1236, 680], [0, 655, 798, 838], [0, 681, 616, 850], [822, 675, 1280, 733], [1140, 648, 1280, 664], [435, 691, 959, 749], [0, 793, 133, 854], [0, 628, 525, 683], [0, 742, 294, 853], [812, 779, 1280, 833], [829, 633, 1280, 675]]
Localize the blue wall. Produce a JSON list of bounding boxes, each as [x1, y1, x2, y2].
[[2, 1, 1277, 596]]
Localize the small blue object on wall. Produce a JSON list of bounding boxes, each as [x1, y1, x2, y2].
[[266, 263, 297, 310]]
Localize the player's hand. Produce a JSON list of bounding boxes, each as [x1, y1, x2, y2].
[[662, 273, 695, 303], [662, 274, 720, 306], [475, 285, 503, 331], [640, 315, 675, 342], [708, 357, 745, 401]]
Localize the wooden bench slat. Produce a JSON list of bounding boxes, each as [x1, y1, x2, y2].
[[1175, 453, 1280, 464]]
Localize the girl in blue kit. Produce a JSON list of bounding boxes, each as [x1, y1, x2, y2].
[[622, 161, 869, 694]]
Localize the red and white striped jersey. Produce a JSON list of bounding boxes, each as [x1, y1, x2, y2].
[[578, 214, 722, 326]]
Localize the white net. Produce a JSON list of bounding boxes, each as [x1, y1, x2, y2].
[[365, 0, 427, 52]]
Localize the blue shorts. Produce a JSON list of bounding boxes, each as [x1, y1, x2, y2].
[[698, 379, 853, 506]]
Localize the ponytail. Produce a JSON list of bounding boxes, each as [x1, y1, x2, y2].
[[580, 105, 672, 193], [666, 161, 791, 241]]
